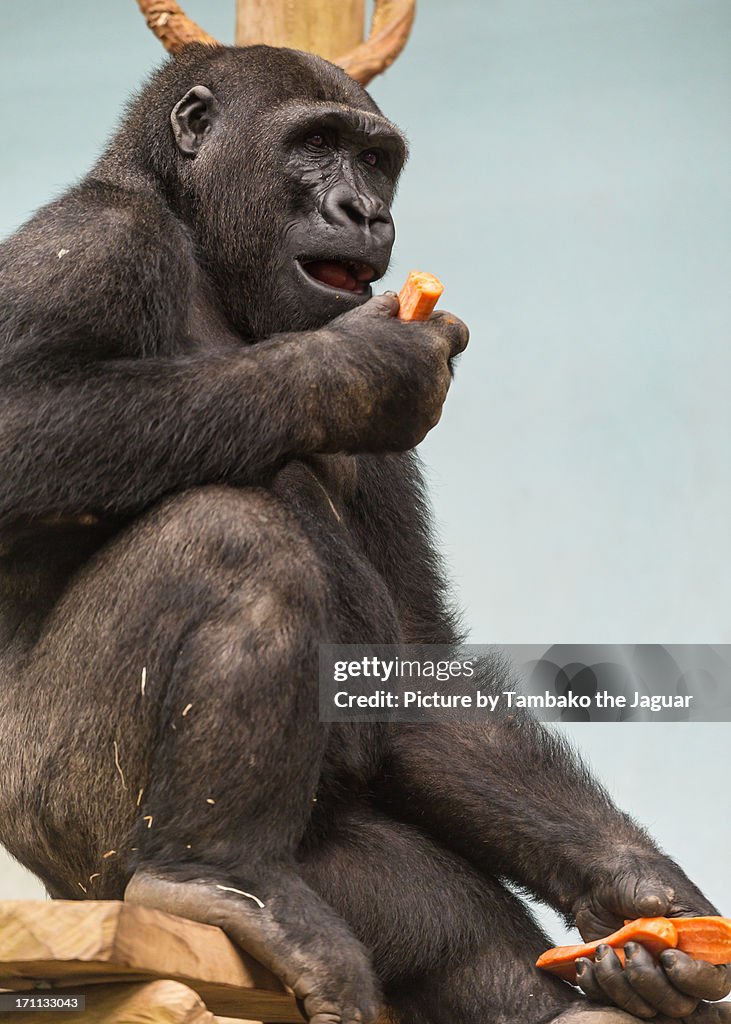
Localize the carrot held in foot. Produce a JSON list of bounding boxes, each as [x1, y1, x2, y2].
[[536, 916, 731, 984], [397, 271, 444, 321]]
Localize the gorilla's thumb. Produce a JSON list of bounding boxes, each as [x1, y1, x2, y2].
[[364, 291, 399, 317], [633, 880, 673, 917]]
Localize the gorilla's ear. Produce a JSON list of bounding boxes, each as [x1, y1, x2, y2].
[[171, 86, 219, 157]]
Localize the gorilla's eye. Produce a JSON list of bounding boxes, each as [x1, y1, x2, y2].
[[361, 150, 379, 167], [306, 133, 325, 149]]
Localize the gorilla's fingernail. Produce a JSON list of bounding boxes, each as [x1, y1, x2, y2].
[[577, 957, 592, 975], [595, 944, 610, 961], [625, 942, 638, 959]]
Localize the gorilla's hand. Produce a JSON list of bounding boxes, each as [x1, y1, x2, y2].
[[324, 292, 469, 452], [572, 860, 731, 1017]]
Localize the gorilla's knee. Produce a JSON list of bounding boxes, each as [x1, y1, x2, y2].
[[133, 485, 326, 597]]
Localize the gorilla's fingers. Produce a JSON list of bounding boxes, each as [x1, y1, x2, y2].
[[632, 880, 673, 919], [575, 957, 606, 1003], [428, 310, 470, 357], [365, 292, 400, 316], [624, 943, 699, 1018], [575, 873, 676, 942], [592, 945, 658, 1019], [575, 902, 624, 940], [610, 874, 672, 919], [660, 951, 731, 1002]]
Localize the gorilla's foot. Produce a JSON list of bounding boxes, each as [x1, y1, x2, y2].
[[126, 868, 382, 1024], [550, 1003, 731, 1024], [549, 1008, 649, 1024]]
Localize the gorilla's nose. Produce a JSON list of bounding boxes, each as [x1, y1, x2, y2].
[[321, 183, 394, 241]]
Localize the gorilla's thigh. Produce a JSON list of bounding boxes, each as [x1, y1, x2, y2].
[[4, 483, 391, 892], [4, 484, 394, 1022], [299, 806, 581, 1024]]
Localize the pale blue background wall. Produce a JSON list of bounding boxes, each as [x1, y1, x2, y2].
[[0, 1, 728, 940]]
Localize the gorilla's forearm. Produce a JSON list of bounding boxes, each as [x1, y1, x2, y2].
[[0, 335, 331, 522], [381, 713, 716, 920], [362, 481, 717, 922], [0, 297, 467, 526]]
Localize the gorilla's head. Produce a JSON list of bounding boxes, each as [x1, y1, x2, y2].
[[119, 45, 407, 338]]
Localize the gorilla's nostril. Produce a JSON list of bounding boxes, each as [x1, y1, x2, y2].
[[322, 183, 389, 231], [342, 200, 368, 227]]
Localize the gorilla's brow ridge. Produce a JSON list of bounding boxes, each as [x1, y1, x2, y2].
[[271, 100, 404, 144]]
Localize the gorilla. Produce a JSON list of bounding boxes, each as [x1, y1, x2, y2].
[[0, 44, 728, 1024]]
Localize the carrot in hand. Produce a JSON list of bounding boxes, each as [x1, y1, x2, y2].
[[536, 916, 731, 984], [397, 270, 444, 321], [673, 916, 731, 962], [536, 918, 678, 983]]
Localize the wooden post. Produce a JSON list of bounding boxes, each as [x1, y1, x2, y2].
[[136, 0, 415, 86], [234, 0, 366, 62]]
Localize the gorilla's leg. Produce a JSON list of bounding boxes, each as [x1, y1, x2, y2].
[[3, 484, 392, 1024], [298, 805, 586, 1024]]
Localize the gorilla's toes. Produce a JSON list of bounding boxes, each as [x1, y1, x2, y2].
[[548, 1007, 658, 1024], [296, 988, 382, 1024], [680, 1003, 731, 1024], [550, 1003, 731, 1024]]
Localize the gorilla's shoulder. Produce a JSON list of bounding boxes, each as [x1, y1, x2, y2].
[[3, 178, 185, 273], [0, 179, 193, 357]]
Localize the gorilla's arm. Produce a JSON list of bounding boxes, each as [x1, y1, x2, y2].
[[359, 461, 713, 919], [0, 191, 466, 525], [380, 695, 730, 1014], [381, 710, 730, 1014], [0, 191, 324, 520], [365, 462, 729, 1014], [0, 340, 330, 522], [383, 714, 715, 918], [354, 460, 668, 905]]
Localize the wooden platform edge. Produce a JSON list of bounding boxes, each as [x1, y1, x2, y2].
[[0, 901, 302, 1021]]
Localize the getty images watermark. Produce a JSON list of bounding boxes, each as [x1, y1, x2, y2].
[[318, 645, 731, 723]]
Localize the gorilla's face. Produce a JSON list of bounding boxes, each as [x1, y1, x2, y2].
[[169, 50, 407, 338], [277, 103, 404, 328]]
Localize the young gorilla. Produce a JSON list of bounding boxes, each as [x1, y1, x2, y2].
[[0, 44, 728, 1024]]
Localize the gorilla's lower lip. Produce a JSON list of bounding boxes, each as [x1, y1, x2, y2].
[[295, 259, 374, 301]]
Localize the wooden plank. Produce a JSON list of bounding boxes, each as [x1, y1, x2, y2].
[[235, 0, 365, 62], [215, 1019, 262, 1024], [0, 980, 215, 1023], [0, 901, 302, 1021]]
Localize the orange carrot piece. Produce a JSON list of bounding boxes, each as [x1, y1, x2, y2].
[[536, 918, 679, 984], [537, 916, 731, 984], [673, 917, 731, 965], [397, 270, 444, 321]]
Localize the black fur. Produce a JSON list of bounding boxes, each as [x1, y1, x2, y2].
[[0, 45, 727, 1024]]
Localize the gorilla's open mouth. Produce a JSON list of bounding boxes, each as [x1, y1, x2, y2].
[[298, 258, 378, 295]]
